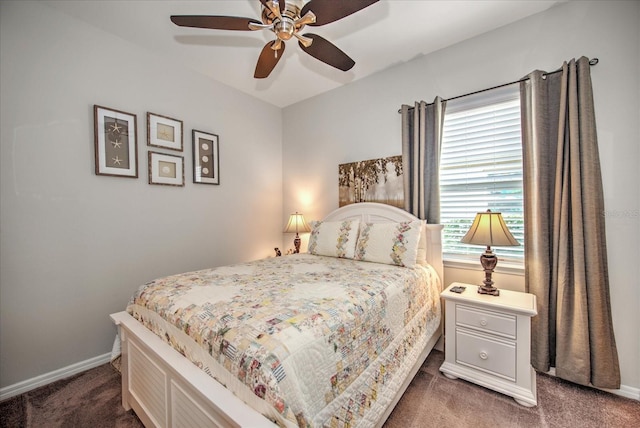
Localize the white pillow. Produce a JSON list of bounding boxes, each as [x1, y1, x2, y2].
[[416, 224, 429, 266], [307, 219, 360, 259], [354, 220, 424, 267]]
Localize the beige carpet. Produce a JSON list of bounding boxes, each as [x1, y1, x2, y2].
[[1, 350, 638, 427], [386, 351, 639, 428], [0, 364, 141, 428]]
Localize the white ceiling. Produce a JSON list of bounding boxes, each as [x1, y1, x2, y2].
[[44, 0, 562, 108]]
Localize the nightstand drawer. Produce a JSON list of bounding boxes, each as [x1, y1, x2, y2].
[[456, 328, 516, 381], [456, 304, 516, 339]]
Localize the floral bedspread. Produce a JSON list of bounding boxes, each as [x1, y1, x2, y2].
[[127, 254, 440, 427]]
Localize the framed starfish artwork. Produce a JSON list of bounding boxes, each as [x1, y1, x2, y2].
[[93, 105, 138, 178], [147, 112, 183, 152]]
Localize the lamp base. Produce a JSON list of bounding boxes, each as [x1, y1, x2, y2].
[[293, 234, 301, 254], [478, 249, 500, 296], [478, 285, 500, 296]]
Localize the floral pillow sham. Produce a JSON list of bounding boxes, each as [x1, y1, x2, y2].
[[354, 220, 424, 267], [307, 219, 360, 259]]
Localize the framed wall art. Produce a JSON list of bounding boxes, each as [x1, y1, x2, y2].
[[338, 155, 404, 208], [148, 151, 184, 187], [192, 130, 219, 185], [147, 112, 183, 151], [93, 105, 138, 178]]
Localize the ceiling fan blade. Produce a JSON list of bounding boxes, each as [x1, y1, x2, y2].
[[301, 0, 379, 26], [254, 41, 286, 79], [299, 34, 355, 71], [170, 15, 262, 31]]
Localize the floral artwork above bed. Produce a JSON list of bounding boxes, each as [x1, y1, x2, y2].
[[338, 155, 404, 208]]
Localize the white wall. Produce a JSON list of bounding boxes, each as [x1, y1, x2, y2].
[[0, 1, 283, 387], [283, 1, 640, 392]]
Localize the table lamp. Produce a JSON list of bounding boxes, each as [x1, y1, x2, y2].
[[284, 212, 311, 254], [460, 210, 520, 296]]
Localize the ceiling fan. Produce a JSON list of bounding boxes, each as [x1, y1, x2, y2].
[[170, 0, 380, 78]]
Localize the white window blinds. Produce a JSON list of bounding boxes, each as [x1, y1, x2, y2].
[[439, 86, 524, 263]]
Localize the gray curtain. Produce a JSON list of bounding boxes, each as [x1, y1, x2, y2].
[[401, 97, 446, 224], [520, 57, 620, 388]]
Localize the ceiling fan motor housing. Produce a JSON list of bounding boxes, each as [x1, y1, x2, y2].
[[262, 1, 304, 41]]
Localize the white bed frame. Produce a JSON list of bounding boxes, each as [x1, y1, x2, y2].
[[111, 203, 443, 428]]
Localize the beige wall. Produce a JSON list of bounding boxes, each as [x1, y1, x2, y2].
[[283, 1, 640, 393], [0, 1, 283, 388], [1, 0, 638, 398]]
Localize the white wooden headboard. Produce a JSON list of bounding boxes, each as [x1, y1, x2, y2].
[[322, 202, 444, 289]]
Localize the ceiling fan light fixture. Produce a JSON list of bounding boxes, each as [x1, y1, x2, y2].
[[275, 17, 296, 40], [294, 33, 313, 48], [262, 1, 300, 26], [260, 0, 283, 19], [271, 39, 283, 51], [295, 11, 316, 28]]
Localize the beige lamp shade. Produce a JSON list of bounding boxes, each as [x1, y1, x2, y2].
[[284, 212, 310, 254], [283, 212, 311, 234], [461, 210, 520, 247], [460, 210, 519, 296]]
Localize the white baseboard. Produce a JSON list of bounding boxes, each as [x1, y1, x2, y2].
[[611, 385, 640, 401], [0, 352, 111, 401], [545, 367, 640, 401], [2, 352, 638, 403]]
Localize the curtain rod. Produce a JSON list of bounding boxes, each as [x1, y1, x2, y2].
[[398, 58, 599, 113]]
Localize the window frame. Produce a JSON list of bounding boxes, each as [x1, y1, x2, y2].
[[439, 85, 524, 269]]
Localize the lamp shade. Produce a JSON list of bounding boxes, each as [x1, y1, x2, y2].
[[460, 210, 520, 247], [284, 212, 311, 234]]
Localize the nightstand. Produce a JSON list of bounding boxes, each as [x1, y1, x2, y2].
[[439, 282, 538, 407]]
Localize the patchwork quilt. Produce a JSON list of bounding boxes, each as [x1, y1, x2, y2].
[[127, 254, 441, 427]]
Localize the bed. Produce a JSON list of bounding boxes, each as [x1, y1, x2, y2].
[[111, 202, 444, 427]]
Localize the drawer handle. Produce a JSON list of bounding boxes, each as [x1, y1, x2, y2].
[[479, 319, 488, 327], [479, 351, 488, 360]]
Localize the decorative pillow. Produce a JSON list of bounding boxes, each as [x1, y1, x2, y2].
[[307, 219, 360, 259], [354, 220, 424, 267], [416, 223, 429, 266]]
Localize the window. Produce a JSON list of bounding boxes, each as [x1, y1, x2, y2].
[[439, 85, 524, 264]]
